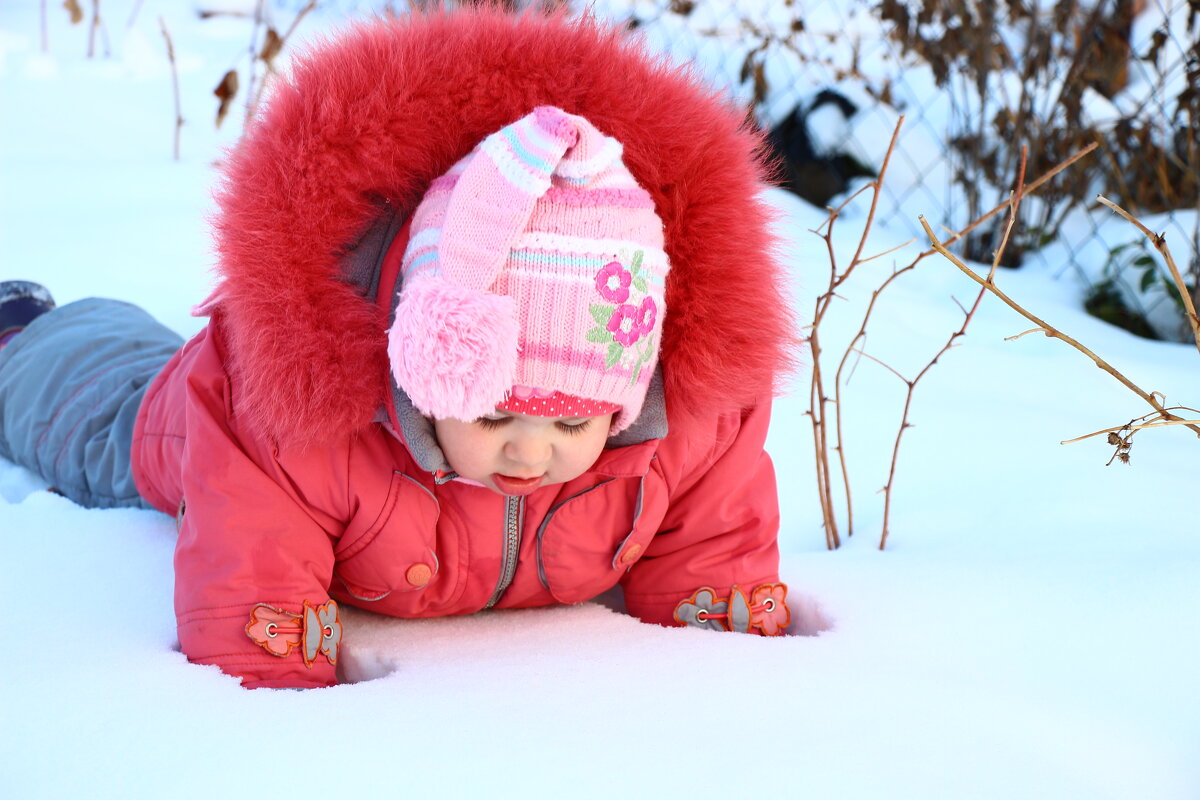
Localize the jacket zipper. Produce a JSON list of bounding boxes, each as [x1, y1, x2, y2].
[[485, 495, 525, 608]]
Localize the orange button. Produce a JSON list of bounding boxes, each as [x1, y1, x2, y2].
[[405, 563, 433, 587], [619, 543, 643, 565]]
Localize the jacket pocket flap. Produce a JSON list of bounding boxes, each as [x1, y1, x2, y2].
[[334, 471, 441, 600]]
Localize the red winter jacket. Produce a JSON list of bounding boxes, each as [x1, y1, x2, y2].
[[130, 8, 797, 689]]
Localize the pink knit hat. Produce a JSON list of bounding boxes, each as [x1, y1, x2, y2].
[[388, 106, 668, 433]]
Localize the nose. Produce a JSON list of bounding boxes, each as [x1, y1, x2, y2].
[[503, 429, 551, 471]]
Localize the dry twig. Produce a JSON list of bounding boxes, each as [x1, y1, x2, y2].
[[876, 150, 1028, 550], [87, 0, 110, 59], [809, 139, 1099, 551], [808, 117, 905, 548], [160, 17, 183, 161], [1096, 195, 1200, 354], [127, 0, 145, 30], [919, 219, 1200, 448], [242, 0, 318, 123]]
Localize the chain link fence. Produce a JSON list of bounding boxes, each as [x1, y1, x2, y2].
[[296, 0, 1199, 340], [566, 0, 1199, 343]]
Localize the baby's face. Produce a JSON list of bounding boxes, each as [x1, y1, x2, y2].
[[433, 410, 614, 496]]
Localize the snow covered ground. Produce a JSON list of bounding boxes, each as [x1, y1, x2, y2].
[[2, 2, 1198, 798]]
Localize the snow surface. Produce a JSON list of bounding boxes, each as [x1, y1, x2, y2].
[[3, 2, 1199, 798]]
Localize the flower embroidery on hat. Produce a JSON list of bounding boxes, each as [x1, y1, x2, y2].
[[595, 260, 632, 303], [586, 250, 658, 383], [606, 304, 641, 346]]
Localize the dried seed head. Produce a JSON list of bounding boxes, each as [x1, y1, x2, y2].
[[1116, 451, 1130, 464], [1106, 432, 1122, 445]]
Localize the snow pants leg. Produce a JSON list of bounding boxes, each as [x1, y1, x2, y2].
[[0, 298, 183, 509]]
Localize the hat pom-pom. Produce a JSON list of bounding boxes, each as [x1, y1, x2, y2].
[[388, 279, 519, 420]]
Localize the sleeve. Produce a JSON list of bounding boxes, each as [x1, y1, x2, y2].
[[619, 399, 789, 636], [172, 367, 343, 689]]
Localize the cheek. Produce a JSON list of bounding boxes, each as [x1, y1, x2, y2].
[[557, 429, 609, 476], [433, 421, 494, 476]]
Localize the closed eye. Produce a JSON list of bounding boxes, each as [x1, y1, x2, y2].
[[475, 416, 511, 431], [555, 419, 592, 435]]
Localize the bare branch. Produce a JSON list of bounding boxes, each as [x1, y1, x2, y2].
[[920, 216, 1200, 440], [1061, 417, 1200, 444], [916, 142, 1098, 258], [851, 348, 909, 383], [878, 149, 1028, 550], [160, 17, 183, 161], [1004, 327, 1049, 341], [1096, 195, 1200, 355], [859, 238, 917, 265], [810, 116, 908, 547]]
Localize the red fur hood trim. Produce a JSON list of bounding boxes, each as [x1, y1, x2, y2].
[[212, 7, 797, 447]]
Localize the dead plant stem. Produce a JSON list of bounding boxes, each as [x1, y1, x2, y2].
[[88, 0, 99, 58], [920, 218, 1200, 439], [847, 117, 904, 269], [808, 117, 906, 547], [917, 142, 1097, 259], [830, 120, 904, 540], [244, 0, 265, 121], [1062, 416, 1200, 444], [280, 0, 317, 43], [878, 151, 1026, 550], [160, 17, 183, 161], [127, 0, 144, 29], [1096, 195, 1200, 354]]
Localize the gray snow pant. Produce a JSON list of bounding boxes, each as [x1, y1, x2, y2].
[[0, 298, 182, 509]]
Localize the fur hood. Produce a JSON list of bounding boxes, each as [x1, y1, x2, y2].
[[211, 6, 797, 448]]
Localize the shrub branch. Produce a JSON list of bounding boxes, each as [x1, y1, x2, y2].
[[876, 151, 1027, 550], [1096, 195, 1200, 354], [919, 219, 1200, 445], [808, 116, 905, 548], [809, 136, 1098, 549], [160, 17, 183, 161]]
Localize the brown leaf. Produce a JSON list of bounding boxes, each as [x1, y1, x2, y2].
[[739, 53, 753, 85], [259, 28, 283, 65], [1144, 29, 1168, 67], [63, 0, 83, 25], [214, 69, 239, 128], [753, 62, 768, 106]]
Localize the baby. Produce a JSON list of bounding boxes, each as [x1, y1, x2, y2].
[[0, 8, 797, 688]]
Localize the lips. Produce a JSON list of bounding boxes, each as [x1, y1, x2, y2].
[[491, 473, 544, 496]]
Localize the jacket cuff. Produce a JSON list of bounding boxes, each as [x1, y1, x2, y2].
[[178, 599, 342, 689], [628, 581, 790, 636]]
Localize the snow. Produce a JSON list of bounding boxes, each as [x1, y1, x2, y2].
[[3, 2, 1199, 798]]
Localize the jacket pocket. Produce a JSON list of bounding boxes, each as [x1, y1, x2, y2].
[[536, 472, 666, 605], [333, 471, 441, 602]]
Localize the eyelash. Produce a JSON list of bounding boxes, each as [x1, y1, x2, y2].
[[556, 419, 592, 436], [474, 417, 592, 435]]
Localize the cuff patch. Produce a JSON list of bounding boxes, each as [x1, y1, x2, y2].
[[246, 599, 342, 667], [672, 583, 790, 636]]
